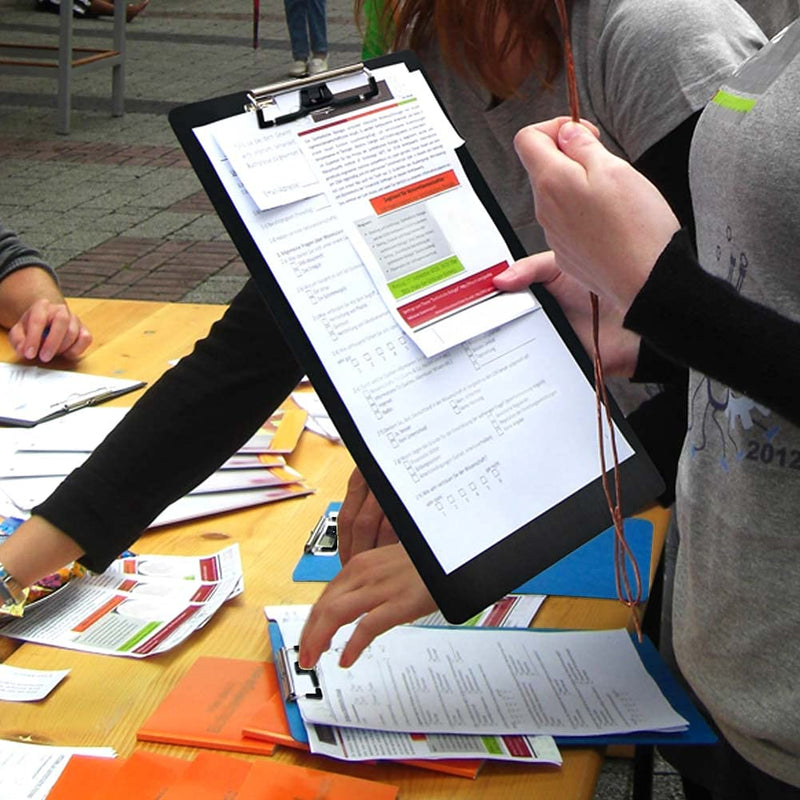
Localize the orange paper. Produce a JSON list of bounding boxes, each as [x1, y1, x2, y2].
[[241, 409, 307, 454], [46, 754, 123, 800], [160, 751, 252, 800], [106, 751, 192, 800], [137, 657, 277, 756], [236, 758, 398, 800]]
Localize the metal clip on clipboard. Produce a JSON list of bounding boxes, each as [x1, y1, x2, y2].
[[276, 644, 323, 702], [303, 507, 338, 555], [244, 63, 379, 128]]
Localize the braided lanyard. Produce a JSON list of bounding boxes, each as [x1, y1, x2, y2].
[[552, 0, 643, 639]]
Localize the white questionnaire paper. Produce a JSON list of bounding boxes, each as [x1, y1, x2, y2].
[[194, 125, 634, 575], [0, 363, 142, 427], [293, 63, 536, 356], [0, 664, 70, 702], [214, 63, 536, 357], [298, 626, 688, 737]]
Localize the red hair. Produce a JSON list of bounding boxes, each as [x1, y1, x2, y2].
[[355, 0, 563, 99]]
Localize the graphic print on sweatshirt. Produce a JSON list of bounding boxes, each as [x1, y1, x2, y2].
[[687, 223, 786, 474]]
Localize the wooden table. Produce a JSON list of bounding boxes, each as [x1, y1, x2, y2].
[[0, 297, 670, 799]]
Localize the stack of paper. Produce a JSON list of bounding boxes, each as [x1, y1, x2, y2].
[[267, 607, 695, 748], [0, 546, 244, 658], [0, 406, 313, 526]]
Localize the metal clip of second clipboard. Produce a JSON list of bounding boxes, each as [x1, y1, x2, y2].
[[244, 62, 379, 128], [276, 645, 323, 702], [303, 508, 338, 555]]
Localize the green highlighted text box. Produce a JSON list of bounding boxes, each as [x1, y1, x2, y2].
[[388, 256, 464, 299]]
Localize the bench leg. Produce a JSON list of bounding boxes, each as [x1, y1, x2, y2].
[[111, 0, 126, 117], [57, 0, 73, 135]]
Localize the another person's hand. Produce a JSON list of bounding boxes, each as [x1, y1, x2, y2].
[[8, 298, 92, 363], [494, 251, 641, 378], [514, 118, 680, 310], [337, 467, 398, 565], [298, 543, 436, 669]]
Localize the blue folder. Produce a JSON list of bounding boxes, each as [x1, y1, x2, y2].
[[267, 619, 309, 744], [513, 517, 653, 601], [266, 616, 715, 748], [293, 511, 653, 603], [291, 501, 343, 583], [559, 634, 716, 746]]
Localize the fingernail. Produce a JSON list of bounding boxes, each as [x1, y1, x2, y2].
[[559, 121, 588, 143], [496, 264, 518, 281], [25, 347, 36, 359]]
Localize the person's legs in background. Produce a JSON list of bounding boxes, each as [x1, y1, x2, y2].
[[306, 0, 328, 75], [284, 0, 311, 77]]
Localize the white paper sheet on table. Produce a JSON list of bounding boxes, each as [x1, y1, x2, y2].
[[0, 663, 70, 702], [0, 740, 115, 800], [291, 390, 341, 442], [5, 406, 131, 452], [264, 605, 560, 765], [0, 363, 144, 427]]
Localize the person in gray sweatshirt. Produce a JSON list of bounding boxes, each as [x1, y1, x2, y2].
[[0, 220, 91, 362], [507, 17, 800, 800]]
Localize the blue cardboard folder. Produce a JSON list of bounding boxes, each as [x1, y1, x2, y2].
[[293, 509, 653, 603]]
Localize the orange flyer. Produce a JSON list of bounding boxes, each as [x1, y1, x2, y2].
[[46, 754, 123, 800], [105, 751, 192, 800], [160, 751, 252, 800], [236, 758, 398, 800], [239, 409, 307, 455], [136, 657, 277, 756]]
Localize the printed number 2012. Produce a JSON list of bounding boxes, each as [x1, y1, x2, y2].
[[745, 441, 800, 469]]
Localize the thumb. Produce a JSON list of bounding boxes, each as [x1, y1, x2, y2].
[[493, 251, 559, 292], [557, 121, 607, 168]]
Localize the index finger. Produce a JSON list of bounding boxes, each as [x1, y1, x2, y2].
[[17, 301, 50, 360], [337, 467, 371, 564]]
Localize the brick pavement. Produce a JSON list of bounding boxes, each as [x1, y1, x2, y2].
[[0, 0, 362, 304]]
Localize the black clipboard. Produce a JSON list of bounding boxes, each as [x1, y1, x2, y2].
[[169, 51, 664, 623]]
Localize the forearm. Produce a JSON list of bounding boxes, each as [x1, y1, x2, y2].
[[0, 516, 84, 589], [0, 266, 64, 329], [625, 229, 800, 427], [34, 280, 304, 572]]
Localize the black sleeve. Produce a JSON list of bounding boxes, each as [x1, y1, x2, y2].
[[626, 111, 700, 387], [33, 279, 304, 571], [625, 228, 800, 428], [633, 111, 700, 245], [610, 113, 700, 504]]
